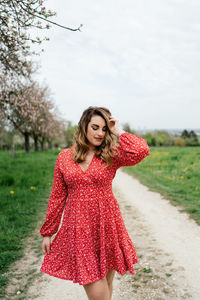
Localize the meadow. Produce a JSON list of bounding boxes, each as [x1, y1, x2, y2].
[[123, 146, 200, 225], [0, 149, 60, 297], [0, 146, 200, 297]]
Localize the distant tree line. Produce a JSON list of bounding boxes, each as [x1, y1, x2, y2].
[[1, 120, 199, 153], [122, 123, 199, 147]]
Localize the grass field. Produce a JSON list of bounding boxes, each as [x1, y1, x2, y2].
[[123, 146, 200, 225], [0, 146, 200, 297], [0, 149, 60, 298]]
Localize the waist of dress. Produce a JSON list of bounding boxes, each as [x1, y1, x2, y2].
[[67, 186, 113, 199]]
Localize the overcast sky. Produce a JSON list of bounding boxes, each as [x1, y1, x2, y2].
[[33, 0, 200, 131]]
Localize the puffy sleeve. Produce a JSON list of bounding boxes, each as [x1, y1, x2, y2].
[[40, 152, 68, 237], [113, 132, 150, 168]]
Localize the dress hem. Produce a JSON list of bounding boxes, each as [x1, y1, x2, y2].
[[40, 263, 137, 286]]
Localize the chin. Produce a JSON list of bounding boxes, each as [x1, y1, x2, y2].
[[94, 141, 103, 145]]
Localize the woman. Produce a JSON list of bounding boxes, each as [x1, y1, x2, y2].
[[40, 106, 150, 300]]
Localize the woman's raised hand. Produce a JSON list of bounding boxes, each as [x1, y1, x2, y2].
[[108, 116, 125, 137], [42, 236, 51, 254]]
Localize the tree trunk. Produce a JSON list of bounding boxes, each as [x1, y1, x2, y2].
[[11, 143, 16, 157], [34, 135, 39, 151], [47, 140, 52, 149], [24, 132, 30, 153], [40, 137, 45, 151]]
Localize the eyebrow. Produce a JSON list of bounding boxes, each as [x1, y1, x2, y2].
[[92, 123, 107, 128]]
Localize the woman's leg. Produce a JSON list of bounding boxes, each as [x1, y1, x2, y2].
[[83, 278, 110, 300], [106, 270, 116, 299]]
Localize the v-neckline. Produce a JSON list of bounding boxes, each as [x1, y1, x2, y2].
[[70, 148, 96, 174]]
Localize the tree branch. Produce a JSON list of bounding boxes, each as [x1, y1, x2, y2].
[[10, 0, 21, 35], [21, 5, 83, 31]]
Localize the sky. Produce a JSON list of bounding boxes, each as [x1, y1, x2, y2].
[[33, 0, 200, 131]]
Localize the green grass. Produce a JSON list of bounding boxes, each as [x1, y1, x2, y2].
[[122, 146, 200, 225], [0, 149, 61, 298]]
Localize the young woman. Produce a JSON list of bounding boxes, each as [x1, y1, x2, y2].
[[40, 106, 150, 300]]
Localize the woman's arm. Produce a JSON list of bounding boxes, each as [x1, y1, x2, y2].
[[113, 131, 150, 168], [40, 152, 68, 238], [108, 116, 150, 168]]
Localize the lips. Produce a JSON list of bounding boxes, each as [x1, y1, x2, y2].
[[94, 138, 103, 141]]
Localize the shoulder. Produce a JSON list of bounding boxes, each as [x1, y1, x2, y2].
[[57, 148, 71, 161], [55, 148, 72, 171]]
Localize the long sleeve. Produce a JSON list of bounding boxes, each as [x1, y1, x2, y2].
[[40, 153, 68, 237], [113, 131, 150, 168]]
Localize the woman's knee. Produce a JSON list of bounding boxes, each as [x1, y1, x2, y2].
[[83, 278, 110, 300]]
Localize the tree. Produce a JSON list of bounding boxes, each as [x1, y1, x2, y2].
[[0, 77, 59, 152], [181, 129, 190, 139], [64, 121, 76, 148], [181, 129, 199, 146], [0, 79, 37, 152], [174, 137, 185, 146], [0, 110, 13, 150], [122, 122, 136, 134], [143, 132, 154, 146], [152, 130, 173, 146], [189, 130, 198, 144], [36, 108, 65, 151], [0, 0, 82, 76]]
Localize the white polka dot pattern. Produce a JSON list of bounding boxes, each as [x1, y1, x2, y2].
[[40, 132, 150, 285]]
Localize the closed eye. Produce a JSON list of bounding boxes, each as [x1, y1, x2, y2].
[[92, 127, 107, 131]]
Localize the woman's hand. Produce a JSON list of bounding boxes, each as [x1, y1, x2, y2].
[[42, 236, 51, 254], [108, 116, 125, 137]]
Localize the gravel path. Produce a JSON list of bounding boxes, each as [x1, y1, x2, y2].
[[5, 169, 200, 300]]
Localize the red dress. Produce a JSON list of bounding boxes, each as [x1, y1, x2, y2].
[[40, 132, 150, 285]]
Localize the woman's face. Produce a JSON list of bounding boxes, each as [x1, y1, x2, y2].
[[86, 115, 107, 150]]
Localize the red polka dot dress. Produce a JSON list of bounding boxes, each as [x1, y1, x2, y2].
[[40, 132, 150, 285]]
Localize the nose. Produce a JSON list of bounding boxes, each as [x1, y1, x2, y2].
[[97, 129, 105, 137]]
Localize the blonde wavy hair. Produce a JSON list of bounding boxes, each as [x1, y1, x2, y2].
[[71, 106, 118, 167]]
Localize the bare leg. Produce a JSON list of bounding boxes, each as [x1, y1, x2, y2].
[[106, 270, 116, 299], [83, 278, 110, 300]]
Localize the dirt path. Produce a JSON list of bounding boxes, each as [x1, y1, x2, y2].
[[5, 169, 200, 299]]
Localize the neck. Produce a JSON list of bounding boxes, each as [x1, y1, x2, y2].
[[88, 145, 96, 153]]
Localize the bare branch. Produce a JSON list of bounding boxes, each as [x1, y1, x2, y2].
[[20, 4, 82, 31]]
